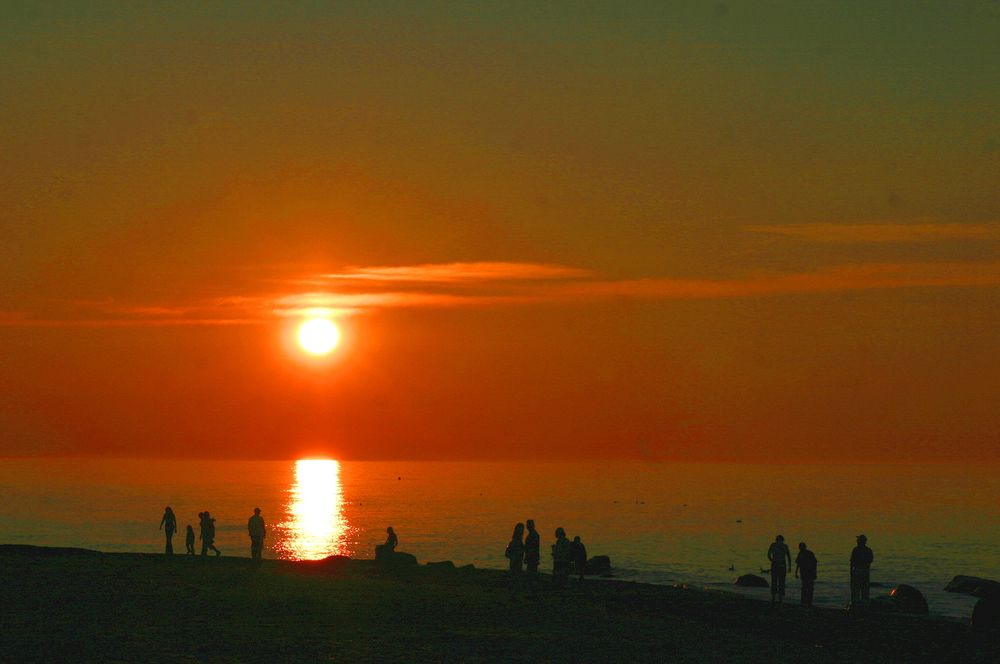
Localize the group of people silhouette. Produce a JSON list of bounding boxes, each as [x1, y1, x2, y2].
[[505, 520, 588, 596], [159, 506, 267, 560], [159, 505, 877, 610], [765, 533, 874, 608]]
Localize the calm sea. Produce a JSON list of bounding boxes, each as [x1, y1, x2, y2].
[[1, 458, 997, 619]]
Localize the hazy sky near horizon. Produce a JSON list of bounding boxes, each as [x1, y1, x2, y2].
[[2, 2, 999, 461]]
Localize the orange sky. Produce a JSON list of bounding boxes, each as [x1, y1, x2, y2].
[[1, 3, 999, 461]]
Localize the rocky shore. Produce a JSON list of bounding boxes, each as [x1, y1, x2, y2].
[[1, 545, 996, 662]]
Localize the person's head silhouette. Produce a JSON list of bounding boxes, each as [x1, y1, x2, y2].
[[555, 527, 565, 539], [526, 519, 535, 530], [254, 507, 261, 515], [798, 542, 807, 551]]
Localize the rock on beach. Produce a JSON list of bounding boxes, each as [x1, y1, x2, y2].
[[735, 574, 769, 588]]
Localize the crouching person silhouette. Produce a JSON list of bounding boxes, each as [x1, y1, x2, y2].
[[375, 527, 397, 560]]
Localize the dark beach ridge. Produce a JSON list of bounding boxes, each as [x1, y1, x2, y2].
[[0, 545, 996, 663]]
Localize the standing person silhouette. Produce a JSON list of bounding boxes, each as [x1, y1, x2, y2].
[[159, 507, 177, 555], [551, 527, 571, 588], [199, 511, 221, 557], [185, 525, 195, 555], [247, 508, 266, 562], [767, 535, 792, 604], [850, 534, 874, 606], [524, 519, 540, 594], [794, 542, 818, 607], [505, 523, 525, 596]]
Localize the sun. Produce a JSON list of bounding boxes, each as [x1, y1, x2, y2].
[[297, 318, 341, 355]]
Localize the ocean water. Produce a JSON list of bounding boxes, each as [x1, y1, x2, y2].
[[0, 458, 997, 620]]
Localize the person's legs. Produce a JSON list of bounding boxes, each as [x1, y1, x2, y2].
[[851, 571, 866, 606], [165, 531, 173, 555], [553, 562, 567, 588], [802, 578, 814, 606], [860, 570, 870, 602], [508, 560, 522, 597], [524, 560, 537, 595]]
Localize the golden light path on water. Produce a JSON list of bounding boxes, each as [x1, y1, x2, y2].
[[276, 459, 350, 560]]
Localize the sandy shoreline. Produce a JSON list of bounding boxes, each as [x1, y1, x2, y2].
[[1, 544, 996, 662]]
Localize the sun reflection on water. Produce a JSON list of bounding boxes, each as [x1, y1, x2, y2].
[[276, 459, 350, 560]]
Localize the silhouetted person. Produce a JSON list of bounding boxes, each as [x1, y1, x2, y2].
[[524, 519, 540, 595], [505, 522, 525, 596], [375, 527, 397, 559], [247, 507, 266, 562], [850, 534, 874, 606], [767, 534, 792, 604], [185, 525, 195, 555], [795, 542, 818, 607], [199, 511, 221, 557], [159, 506, 177, 555], [570, 536, 588, 583], [551, 527, 571, 588]]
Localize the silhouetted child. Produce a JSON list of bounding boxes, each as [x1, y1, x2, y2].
[[795, 542, 818, 607], [185, 525, 195, 555], [570, 535, 588, 583]]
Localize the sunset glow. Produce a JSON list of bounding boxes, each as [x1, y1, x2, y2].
[[297, 318, 341, 356], [2, 3, 999, 464]]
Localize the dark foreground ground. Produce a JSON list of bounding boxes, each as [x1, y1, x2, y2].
[[1, 545, 997, 663]]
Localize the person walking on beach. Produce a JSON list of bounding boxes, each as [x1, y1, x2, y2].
[[767, 535, 792, 604], [375, 527, 397, 559], [505, 522, 525, 596], [551, 527, 572, 588], [185, 524, 195, 555], [159, 506, 177, 555], [795, 542, 818, 607], [850, 534, 874, 606], [570, 535, 588, 583], [524, 519, 540, 594], [247, 507, 266, 562], [199, 511, 221, 557]]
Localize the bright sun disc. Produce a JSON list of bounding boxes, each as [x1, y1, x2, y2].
[[297, 318, 341, 355]]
